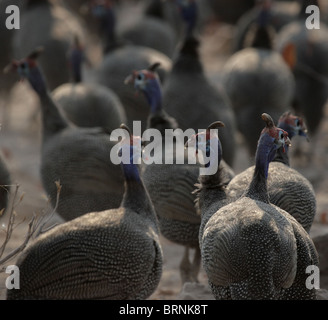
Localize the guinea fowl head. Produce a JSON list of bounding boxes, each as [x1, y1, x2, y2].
[[256, 113, 291, 177], [4, 47, 47, 95], [277, 111, 308, 141], [124, 63, 163, 114], [186, 121, 225, 169], [175, 0, 198, 36]]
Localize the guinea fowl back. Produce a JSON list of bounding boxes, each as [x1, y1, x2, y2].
[[6, 128, 163, 300], [52, 37, 127, 130]]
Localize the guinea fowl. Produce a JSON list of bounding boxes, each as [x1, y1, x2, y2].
[[5, 48, 125, 221], [185, 121, 235, 247], [275, 0, 328, 137], [6, 125, 163, 300], [52, 37, 127, 130], [162, 34, 237, 167], [92, 0, 172, 131], [226, 111, 316, 233], [198, 113, 319, 300], [125, 63, 202, 284], [12, 0, 85, 91], [221, 9, 295, 157]]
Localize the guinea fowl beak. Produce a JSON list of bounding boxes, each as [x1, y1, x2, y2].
[[124, 74, 134, 85]]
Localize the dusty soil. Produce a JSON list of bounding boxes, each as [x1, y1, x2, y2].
[[0, 18, 327, 301]]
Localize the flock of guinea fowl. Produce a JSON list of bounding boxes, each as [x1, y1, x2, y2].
[[0, 0, 327, 300]]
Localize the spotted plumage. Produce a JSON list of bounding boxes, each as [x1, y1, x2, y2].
[[125, 63, 202, 283], [6, 127, 162, 300], [198, 113, 318, 299], [226, 111, 316, 232]]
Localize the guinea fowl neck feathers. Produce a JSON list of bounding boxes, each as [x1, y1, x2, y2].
[[145, 0, 164, 19], [245, 119, 290, 203], [243, 1, 275, 50], [172, 35, 203, 74], [19, 59, 69, 139], [127, 65, 178, 133], [120, 140, 155, 219]]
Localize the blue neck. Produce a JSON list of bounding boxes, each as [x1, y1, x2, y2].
[[204, 138, 222, 169], [143, 79, 163, 114], [70, 49, 84, 83], [121, 162, 142, 183], [28, 66, 47, 96], [255, 133, 276, 179]]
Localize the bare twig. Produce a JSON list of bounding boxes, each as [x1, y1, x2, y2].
[[0, 181, 62, 269]]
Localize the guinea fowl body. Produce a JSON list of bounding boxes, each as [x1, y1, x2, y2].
[[222, 47, 295, 156], [275, 0, 328, 135], [163, 36, 237, 167], [12, 0, 85, 91], [199, 114, 318, 299], [226, 112, 316, 233], [10, 50, 125, 221], [53, 83, 127, 130], [6, 136, 163, 300]]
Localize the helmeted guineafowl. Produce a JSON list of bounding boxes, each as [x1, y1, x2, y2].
[[162, 34, 237, 167], [221, 9, 295, 157], [199, 113, 319, 299], [5, 48, 125, 221], [184, 121, 235, 247], [275, 0, 328, 137], [52, 36, 127, 130], [226, 111, 316, 233], [92, 1, 172, 131], [12, 0, 86, 91], [125, 63, 202, 283], [6, 124, 163, 300]]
